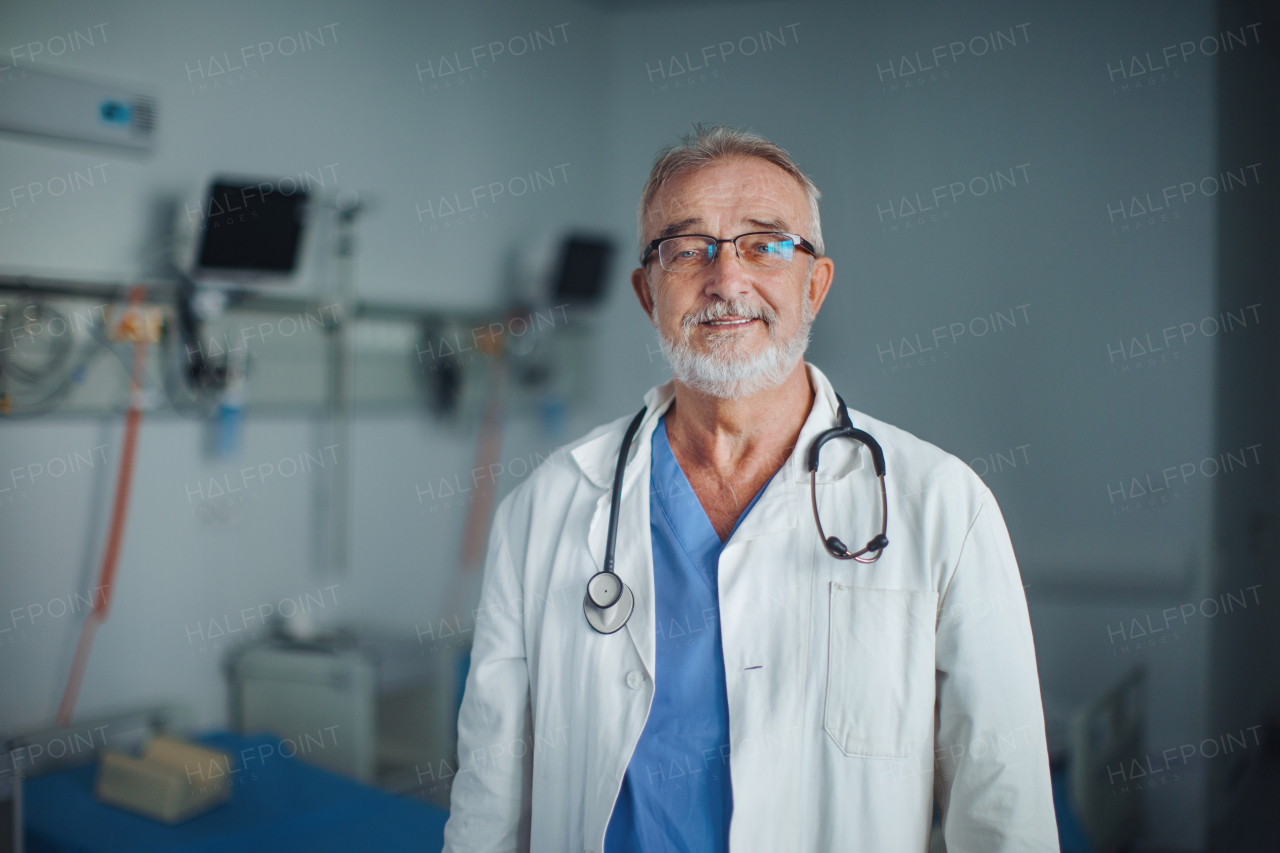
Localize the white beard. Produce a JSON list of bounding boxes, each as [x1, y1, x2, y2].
[[655, 296, 813, 400]]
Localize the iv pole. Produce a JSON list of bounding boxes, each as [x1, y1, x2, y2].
[[321, 193, 363, 578]]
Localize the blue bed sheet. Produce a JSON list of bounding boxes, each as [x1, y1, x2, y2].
[[24, 732, 448, 853]]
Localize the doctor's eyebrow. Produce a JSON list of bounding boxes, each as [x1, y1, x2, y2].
[[745, 217, 791, 232], [655, 217, 702, 239], [653, 216, 793, 240]]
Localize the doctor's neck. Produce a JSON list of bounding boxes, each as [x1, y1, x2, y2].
[[666, 360, 814, 472]]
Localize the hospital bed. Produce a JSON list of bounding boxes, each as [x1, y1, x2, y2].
[[6, 707, 448, 853]]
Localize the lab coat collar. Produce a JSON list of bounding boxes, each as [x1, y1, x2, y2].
[[568, 362, 866, 493], [569, 380, 676, 491]]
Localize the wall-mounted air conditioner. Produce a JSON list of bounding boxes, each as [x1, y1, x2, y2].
[[0, 67, 155, 151]]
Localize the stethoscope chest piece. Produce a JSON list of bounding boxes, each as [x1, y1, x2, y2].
[[584, 406, 648, 635], [584, 579, 634, 634]]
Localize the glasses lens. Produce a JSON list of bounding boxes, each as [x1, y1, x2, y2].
[[658, 236, 715, 271], [738, 233, 795, 268]]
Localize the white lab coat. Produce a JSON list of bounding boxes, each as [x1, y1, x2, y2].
[[442, 363, 1059, 853]]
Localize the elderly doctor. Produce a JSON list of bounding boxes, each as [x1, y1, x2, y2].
[[442, 126, 1059, 853]]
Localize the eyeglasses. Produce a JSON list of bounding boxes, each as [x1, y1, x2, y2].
[[640, 231, 818, 273]]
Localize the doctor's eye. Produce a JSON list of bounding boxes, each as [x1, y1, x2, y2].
[[737, 233, 795, 266]]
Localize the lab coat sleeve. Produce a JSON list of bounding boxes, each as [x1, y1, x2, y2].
[[442, 508, 534, 853], [933, 488, 1060, 852]]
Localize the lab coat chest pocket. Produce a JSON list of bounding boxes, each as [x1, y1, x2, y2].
[[824, 583, 938, 759]]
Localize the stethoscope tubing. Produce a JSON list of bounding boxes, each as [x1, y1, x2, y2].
[[603, 407, 648, 576], [586, 394, 888, 632]]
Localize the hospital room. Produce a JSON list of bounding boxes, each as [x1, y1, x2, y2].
[[0, 0, 1275, 850]]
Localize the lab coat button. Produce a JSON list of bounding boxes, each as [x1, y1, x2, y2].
[[626, 670, 645, 689]]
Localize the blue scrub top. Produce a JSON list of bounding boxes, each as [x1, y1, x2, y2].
[[605, 414, 775, 853]]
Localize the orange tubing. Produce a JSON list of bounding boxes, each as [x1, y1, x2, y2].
[[56, 286, 148, 727]]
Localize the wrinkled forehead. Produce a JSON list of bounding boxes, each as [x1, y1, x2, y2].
[[643, 158, 808, 241]]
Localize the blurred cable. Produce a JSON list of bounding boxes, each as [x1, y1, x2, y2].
[[56, 285, 150, 727], [0, 299, 101, 418], [459, 328, 507, 572]]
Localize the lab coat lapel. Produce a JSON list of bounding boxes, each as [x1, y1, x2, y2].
[[723, 470, 799, 546], [616, 449, 655, 675]]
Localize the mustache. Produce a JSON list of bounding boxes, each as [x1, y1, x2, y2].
[[681, 299, 778, 332]]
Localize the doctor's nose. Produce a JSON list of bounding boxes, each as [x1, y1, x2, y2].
[[699, 243, 755, 300]]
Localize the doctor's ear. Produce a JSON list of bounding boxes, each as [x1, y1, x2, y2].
[[806, 255, 835, 315], [631, 267, 658, 324]]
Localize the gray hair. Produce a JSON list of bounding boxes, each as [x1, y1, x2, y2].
[[637, 124, 824, 258]]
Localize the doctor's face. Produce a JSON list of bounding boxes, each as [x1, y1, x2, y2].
[[632, 157, 834, 399]]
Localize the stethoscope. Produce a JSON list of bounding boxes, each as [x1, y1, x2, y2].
[[583, 393, 889, 634]]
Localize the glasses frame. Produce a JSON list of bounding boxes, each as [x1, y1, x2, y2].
[[640, 231, 819, 272]]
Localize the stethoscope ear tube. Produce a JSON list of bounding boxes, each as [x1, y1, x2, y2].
[[806, 426, 886, 478], [811, 470, 889, 562], [810, 394, 889, 562], [808, 394, 886, 478]]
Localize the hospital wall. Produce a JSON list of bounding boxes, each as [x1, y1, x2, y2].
[[589, 2, 1223, 845], [0, 0, 1261, 850], [0, 0, 613, 737]]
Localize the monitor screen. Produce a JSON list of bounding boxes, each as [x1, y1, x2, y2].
[[196, 180, 308, 275], [553, 235, 613, 307]]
